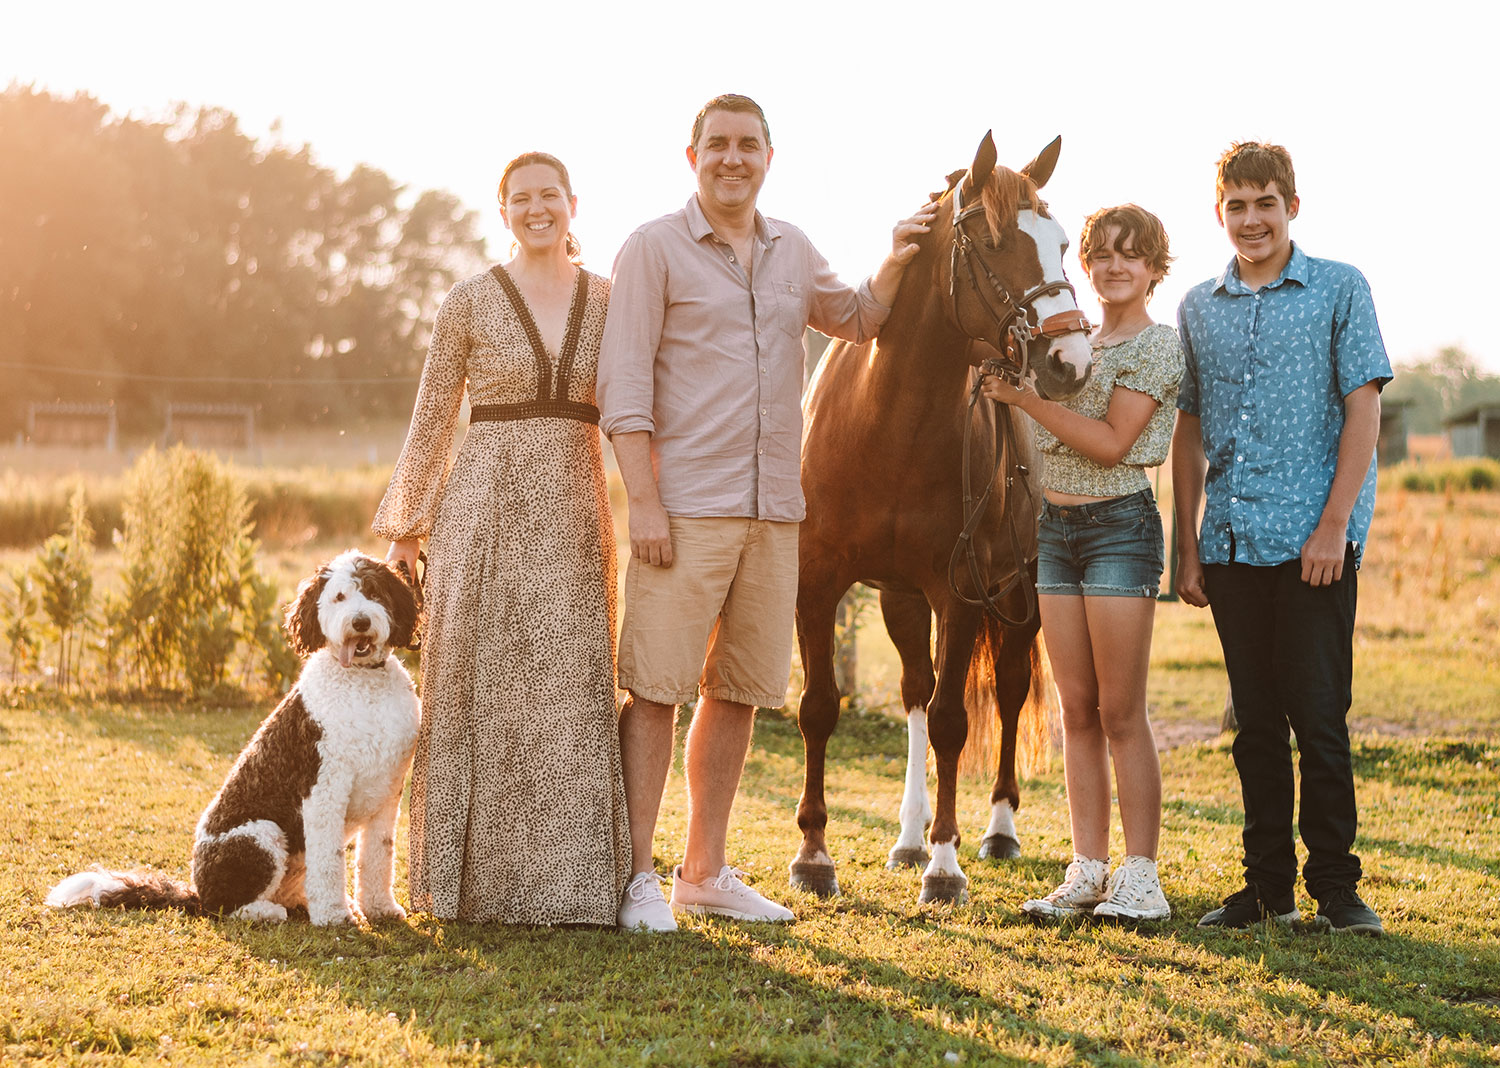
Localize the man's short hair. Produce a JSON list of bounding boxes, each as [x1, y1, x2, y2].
[[1216, 141, 1296, 206], [690, 94, 772, 151], [1078, 204, 1174, 296]]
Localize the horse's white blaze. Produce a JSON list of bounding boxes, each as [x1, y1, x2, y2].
[[1018, 211, 1092, 381], [982, 798, 1017, 842], [893, 707, 932, 851], [923, 842, 965, 881]]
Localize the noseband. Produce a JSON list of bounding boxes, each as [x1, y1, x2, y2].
[[946, 183, 1090, 628], [947, 183, 1090, 384]]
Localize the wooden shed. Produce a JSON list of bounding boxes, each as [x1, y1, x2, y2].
[[1445, 403, 1500, 460]]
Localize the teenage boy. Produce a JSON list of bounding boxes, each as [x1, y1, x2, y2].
[[1172, 141, 1391, 936]]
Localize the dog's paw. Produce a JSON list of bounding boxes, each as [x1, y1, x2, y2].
[[360, 899, 407, 923], [233, 900, 289, 923], [309, 903, 359, 927]]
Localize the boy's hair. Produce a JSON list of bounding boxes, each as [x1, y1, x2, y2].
[[690, 94, 772, 151], [1078, 204, 1173, 295], [1216, 141, 1296, 205]]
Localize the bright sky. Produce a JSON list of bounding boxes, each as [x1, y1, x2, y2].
[[6, 0, 1495, 372]]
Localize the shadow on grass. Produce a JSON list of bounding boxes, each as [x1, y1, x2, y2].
[[212, 916, 1112, 1067]]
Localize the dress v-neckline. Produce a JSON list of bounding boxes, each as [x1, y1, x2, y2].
[[491, 265, 589, 404]]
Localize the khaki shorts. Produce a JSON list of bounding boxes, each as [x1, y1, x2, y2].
[[618, 517, 799, 708]]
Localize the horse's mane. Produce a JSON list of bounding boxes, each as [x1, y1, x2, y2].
[[936, 166, 1049, 244]]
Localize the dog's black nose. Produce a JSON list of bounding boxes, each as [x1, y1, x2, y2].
[[352, 615, 371, 633]]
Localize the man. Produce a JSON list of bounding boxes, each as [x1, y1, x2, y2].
[[598, 94, 934, 931], [1172, 141, 1391, 936]]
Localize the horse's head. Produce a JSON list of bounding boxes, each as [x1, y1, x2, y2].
[[933, 133, 1092, 400]]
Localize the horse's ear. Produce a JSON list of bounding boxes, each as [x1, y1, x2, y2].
[[1021, 136, 1063, 190], [965, 131, 997, 193]]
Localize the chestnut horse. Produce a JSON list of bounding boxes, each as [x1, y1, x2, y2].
[[791, 134, 1093, 904]]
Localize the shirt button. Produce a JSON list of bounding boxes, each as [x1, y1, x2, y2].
[[761, 408, 768, 416], [1241, 413, 1249, 420], [1231, 496, 1238, 503], [1236, 454, 1244, 462]]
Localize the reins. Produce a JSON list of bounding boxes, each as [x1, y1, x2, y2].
[[943, 180, 1089, 628], [947, 366, 1037, 628]]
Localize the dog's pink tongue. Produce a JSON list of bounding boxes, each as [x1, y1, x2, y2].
[[337, 640, 359, 668]]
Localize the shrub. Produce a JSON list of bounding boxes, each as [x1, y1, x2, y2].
[[1384, 458, 1500, 493], [115, 447, 255, 691], [34, 484, 94, 689], [2, 565, 41, 684]]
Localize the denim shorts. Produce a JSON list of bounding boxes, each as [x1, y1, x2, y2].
[[1036, 489, 1164, 598]]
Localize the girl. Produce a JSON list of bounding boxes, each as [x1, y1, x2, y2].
[[982, 204, 1183, 921]]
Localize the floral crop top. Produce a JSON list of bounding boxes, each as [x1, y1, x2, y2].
[[1037, 322, 1185, 497]]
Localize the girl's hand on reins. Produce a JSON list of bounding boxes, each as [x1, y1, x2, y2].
[[981, 376, 1038, 411]]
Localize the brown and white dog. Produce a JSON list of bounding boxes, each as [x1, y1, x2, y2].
[[46, 550, 421, 926]]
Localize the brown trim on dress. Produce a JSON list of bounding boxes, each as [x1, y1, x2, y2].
[[487, 265, 592, 413]]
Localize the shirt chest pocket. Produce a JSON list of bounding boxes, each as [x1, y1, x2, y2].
[[769, 279, 807, 340]]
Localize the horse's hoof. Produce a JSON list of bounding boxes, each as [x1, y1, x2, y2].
[[918, 874, 969, 905], [789, 861, 840, 898], [977, 834, 1022, 861], [886, 846, 930, 870]]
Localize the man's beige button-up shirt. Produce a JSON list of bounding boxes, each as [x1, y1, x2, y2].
[[597, 195, 890, 522]]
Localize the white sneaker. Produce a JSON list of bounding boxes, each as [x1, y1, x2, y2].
[[618, 872, 677, 932], [1021, 855, 1108, 918], [1093, 855, 1171, 921], [671, 865, 795, 922]]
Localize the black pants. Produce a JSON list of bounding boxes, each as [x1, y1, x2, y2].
[[1203, 548, 1361, 900]]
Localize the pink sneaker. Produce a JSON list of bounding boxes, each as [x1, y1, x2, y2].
[[671, 865, 794, 922]]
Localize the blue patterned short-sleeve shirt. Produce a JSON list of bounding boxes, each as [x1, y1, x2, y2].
[[1176, 244, 1392, 568]]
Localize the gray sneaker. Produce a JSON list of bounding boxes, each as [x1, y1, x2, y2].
[[1093, 855, 1171, 921], [1021, 856, 1108, 918], [618, 872, 677, 933]]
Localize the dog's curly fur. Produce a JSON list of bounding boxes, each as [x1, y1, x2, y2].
[[46, 550, 422, 926]]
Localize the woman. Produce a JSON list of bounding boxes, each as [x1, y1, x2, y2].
[[982, 204, 1184, 922], [373, 152, 629, 925]]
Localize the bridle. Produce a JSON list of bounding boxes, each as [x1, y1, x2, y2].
[[947, 180, 1090, 385], [945, 180, 1091, 627]]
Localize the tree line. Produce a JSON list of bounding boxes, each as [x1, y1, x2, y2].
[[0, 85, 489, 435]]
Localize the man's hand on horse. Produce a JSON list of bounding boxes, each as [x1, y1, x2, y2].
[[890, 201, 939, 264], [630, 501, 675, 568]]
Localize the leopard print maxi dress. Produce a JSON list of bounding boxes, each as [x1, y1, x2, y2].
[[373, 265, 629, 924]]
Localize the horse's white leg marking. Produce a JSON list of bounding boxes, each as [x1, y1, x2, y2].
[[922, 842, 966, 882], [982, 798, 1017, 843], [892, 707, 932, 855]]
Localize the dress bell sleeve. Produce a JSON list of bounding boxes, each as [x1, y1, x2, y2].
[[371, 282, 471, 541]]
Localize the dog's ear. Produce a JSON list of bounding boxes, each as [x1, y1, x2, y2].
[[284, 568, 329, 656], [371, 558, 422, 650]]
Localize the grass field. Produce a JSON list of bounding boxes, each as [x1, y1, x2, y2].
[[4, 699, 1498, 1066], [3, 445, 1499, 1064]]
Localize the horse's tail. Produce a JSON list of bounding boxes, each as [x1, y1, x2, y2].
[[959, 618, 1057, 782], [45, 865, 205, 915]]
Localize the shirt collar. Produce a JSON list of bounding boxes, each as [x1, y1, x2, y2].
[[1214, 242, 1310, 295], [684, 194, 778, 247]]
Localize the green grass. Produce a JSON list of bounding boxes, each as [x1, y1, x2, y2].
[[4, 696, 1498, 1066]]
